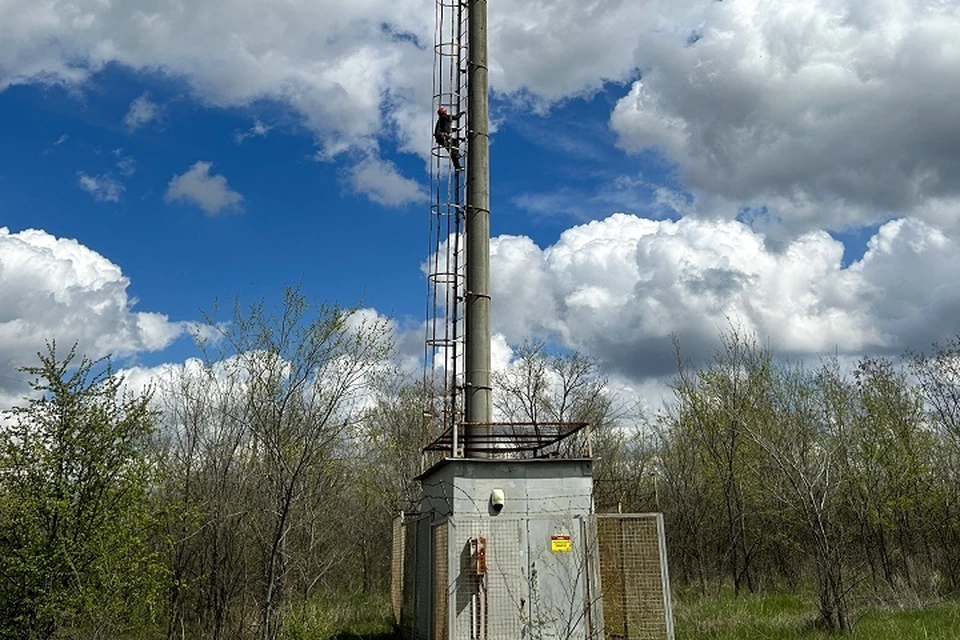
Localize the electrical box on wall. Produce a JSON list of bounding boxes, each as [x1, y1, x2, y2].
[[472, 537, 486, 575]]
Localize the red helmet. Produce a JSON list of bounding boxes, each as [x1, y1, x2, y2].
[[437, 106, 447, 115]]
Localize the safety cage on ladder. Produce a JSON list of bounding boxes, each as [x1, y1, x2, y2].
[[424, 0, 470, 452]]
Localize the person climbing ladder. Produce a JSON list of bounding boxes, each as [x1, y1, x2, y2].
[[434, 106, 463, 170]]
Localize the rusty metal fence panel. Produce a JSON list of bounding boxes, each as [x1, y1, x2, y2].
[[400, 517, 418, 638], [433, 522, 449, 640], [595, 514, 674, 640], [392, 516, 405, 625], [397, 515, 432, 640]]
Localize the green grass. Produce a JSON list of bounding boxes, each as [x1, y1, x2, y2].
[[675, 591, 960, 639], [276, 588, 960, 640], [854, 602, 960, 640], [281, 590, 398, 640]]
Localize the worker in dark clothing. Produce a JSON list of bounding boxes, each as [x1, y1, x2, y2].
[[435, 106, 462, 170]]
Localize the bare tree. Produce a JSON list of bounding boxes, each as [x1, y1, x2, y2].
[[157, 357, 260, 639], [156, 288, 393, 640], [494, 340, 551, 425], [493, 341, 635, 507], [342, 377, 431, 594], [747, 359, 853, 631]]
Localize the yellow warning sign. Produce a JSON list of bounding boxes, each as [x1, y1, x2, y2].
[[551, 535, 572, 552]]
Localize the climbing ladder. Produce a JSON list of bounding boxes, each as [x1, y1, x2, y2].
[[424, 0, 469, 457]]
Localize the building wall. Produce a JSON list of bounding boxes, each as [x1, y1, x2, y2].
[[418, 458, 594, 521], [399, 462, 675, 639], [416, 459, 599, 639]]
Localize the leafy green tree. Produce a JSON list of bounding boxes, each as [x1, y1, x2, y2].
[[669, 329, 775, 595], [0, 343, 167, 639], [654, 408, 714, 592], [911, 338, 960, 592], [845, 357, 932, 593]]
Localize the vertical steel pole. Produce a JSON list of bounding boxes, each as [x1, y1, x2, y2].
[[464, 0, 491, 455]]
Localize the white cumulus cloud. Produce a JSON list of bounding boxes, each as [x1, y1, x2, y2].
[[0, 0, 712, 161], [0, 227, 188, 404], [165, 161, 243, 215], [118, 307, 412, 417], [0, 0, 436, 158], [491, 213, 960, 380], [2, 0, 956, 219], [611, 0, 960, 234]]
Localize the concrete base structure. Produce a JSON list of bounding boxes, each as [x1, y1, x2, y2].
[[393, 457, 676, 640], [401, 458, 600, 640]]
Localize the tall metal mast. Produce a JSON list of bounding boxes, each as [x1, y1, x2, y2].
[[463, 0, 491, 454], [424, 0, 489, 459]]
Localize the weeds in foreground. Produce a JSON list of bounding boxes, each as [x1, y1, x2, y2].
[[282, 590, 397, 640], [675, 591, 960, 639], [278, 588, 960, 640]]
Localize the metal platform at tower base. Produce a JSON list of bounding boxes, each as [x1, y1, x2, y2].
[[423, 421, 590, 458]]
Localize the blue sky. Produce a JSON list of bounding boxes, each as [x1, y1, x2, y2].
[[1, 74, 666, 358], [2, 0, 960, 409]]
